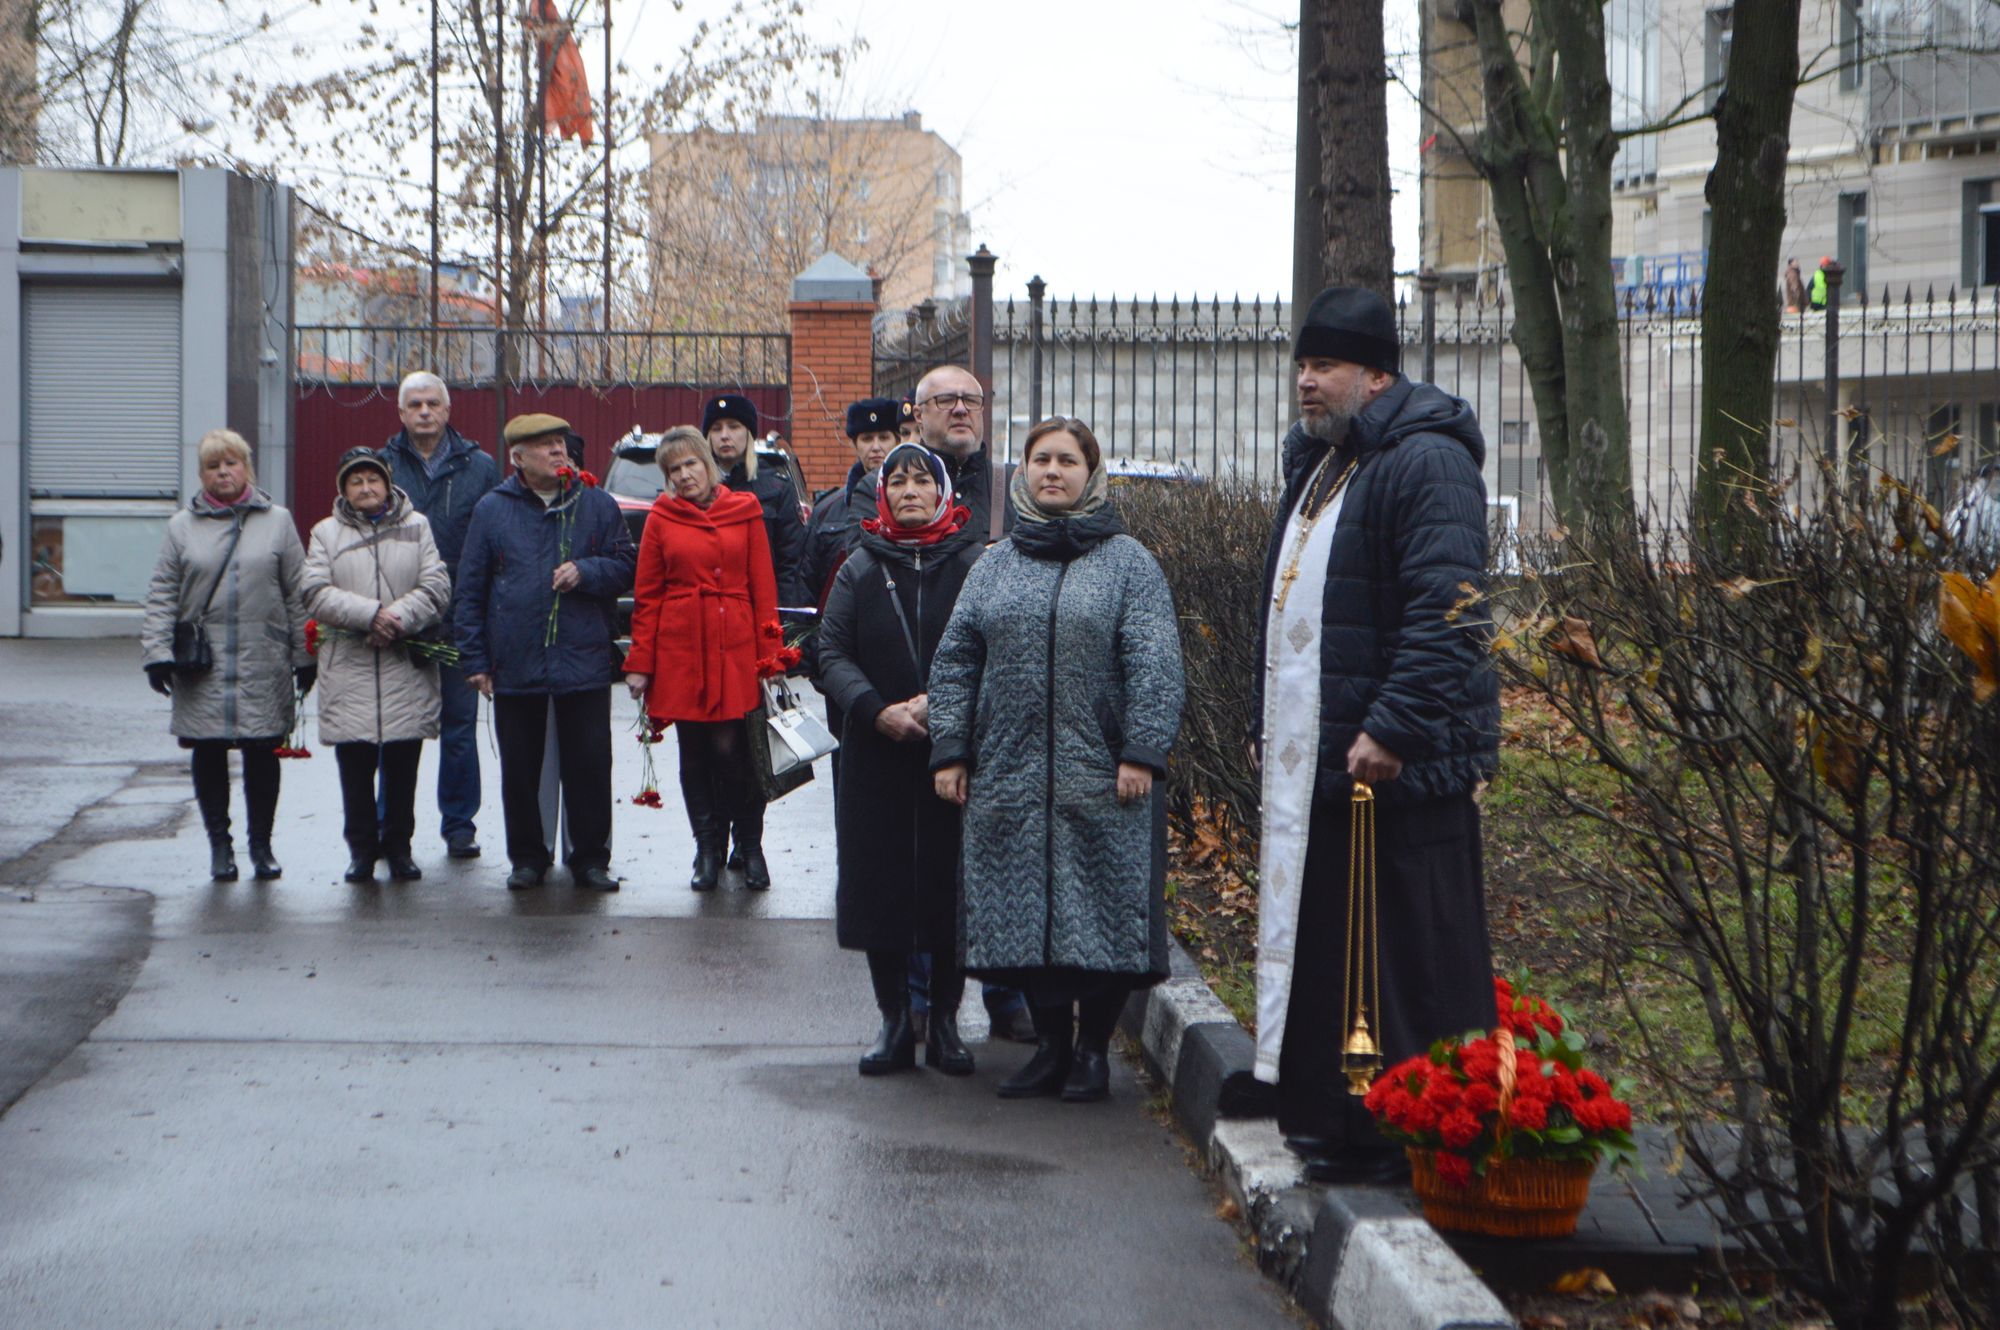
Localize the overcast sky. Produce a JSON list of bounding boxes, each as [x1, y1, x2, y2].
[[648, 0, 1422, 301]]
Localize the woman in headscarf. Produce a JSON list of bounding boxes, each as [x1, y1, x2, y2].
[[301, 446, 452, 884], [816, 443, 984, 1076], [623, 426, 784, 891], [141, 428, 312, 883], [928, 418, 1186, 1103]]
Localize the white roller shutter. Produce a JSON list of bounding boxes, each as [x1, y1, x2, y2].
[[25, 284, 183, 498]]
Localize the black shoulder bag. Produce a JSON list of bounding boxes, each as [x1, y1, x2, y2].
[[172, 516, 245, 675]]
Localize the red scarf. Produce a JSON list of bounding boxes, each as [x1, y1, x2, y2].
[[862, 487, 969, 547]]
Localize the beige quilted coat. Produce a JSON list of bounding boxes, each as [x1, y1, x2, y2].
[[301, 489, 452, 745]]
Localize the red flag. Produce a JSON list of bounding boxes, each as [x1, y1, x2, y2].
[[533, 0, 594, 145]]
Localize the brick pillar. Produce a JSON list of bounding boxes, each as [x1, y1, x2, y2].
[[787, 254, 878, 494]]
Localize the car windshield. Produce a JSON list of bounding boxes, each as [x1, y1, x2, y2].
[[604, 453, 664, 501]]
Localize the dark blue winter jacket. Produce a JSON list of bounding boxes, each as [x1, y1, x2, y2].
[[378, 426, 501, 572], [453, 476, 637, 695], [1254, 377, 1500, 805]]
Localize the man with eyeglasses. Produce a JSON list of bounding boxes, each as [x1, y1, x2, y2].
[[849, 365, 1013, 548]]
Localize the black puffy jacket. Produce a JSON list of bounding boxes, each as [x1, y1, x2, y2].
[[722, 458, 809, 607], [1254, 377, 1499, 806]]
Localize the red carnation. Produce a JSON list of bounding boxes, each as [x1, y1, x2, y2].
[[1506, 1095, 1549, 1131], [578, 469, 598, 488], [1435, 1151, 1473, 1188], [1439, 1109, 1482, 1150]]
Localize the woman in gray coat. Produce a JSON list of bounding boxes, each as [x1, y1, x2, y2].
[[929, 417, 1185, 1103], [302, 448, 452, 884], [141, 429, 312, 882]]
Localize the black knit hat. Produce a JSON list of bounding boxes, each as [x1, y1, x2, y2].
[[702, 394, 758, 435], [845, 397, 902, 439], [1291, 286, 1400, 375], [335, 445, 390, 489]]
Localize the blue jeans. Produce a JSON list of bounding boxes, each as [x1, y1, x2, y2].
[[435, 661, 482, 839], [907, 953, 1027, 1020]]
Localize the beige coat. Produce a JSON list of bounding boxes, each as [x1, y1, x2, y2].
[[141, 489, 308, 741], [301, 490, 452, 745]]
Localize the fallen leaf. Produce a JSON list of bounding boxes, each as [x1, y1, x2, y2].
[[1214, 1197, 1241, 1222], [1550, 1266, 1617, 1296], [1934, 432, 1962, 457], [1544, 616, 1604, 669], [1521, 1317, 1569, 1330], [1940, 572, 2000, 702]]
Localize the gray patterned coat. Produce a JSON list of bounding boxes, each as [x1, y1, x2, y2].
[[927, 520, 1185, 982]]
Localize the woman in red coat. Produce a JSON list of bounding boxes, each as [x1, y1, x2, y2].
[[624, 426, 782, 891]]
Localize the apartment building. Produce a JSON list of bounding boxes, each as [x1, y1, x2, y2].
[[647, 111, 972, 328], [1419, 0, 2000, 518]]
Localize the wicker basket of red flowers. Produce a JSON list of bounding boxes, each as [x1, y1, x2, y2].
[[1364, 975, 1638, 1238]]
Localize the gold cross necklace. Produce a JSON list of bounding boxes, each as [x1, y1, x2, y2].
[[1274, 449, 1358, 612]]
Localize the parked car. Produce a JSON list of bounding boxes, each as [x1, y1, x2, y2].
[[602, 426, 812, 639]]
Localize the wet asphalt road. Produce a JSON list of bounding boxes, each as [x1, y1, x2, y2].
[[0, 640, 1298, 1329]]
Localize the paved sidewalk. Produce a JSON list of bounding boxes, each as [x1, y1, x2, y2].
[[0, 640, 1296, 1329]]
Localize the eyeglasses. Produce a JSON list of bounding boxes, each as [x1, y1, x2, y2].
[[919, 392, 985, 411]]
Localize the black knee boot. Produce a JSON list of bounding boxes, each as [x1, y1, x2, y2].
[[680, 742, 723, 892], [191, 744, 236, 881], [733, 800, 770, 890], [998, 1001, 1074, 1099], [924, 957, 975, 1076], [859, 950, 916, 1075], [242, 744, 282, 880]]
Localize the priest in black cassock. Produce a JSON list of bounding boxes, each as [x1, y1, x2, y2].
[[1250, 286, 1500, 1185]]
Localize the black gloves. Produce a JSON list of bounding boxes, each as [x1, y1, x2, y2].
[[145, 662, 174, 696], [295, 664, 318, 697]]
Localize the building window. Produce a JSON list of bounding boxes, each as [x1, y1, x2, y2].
[[854, 218, 870, 245], [1704, 7, 1733, 111], [1495, 422, 1540, 498], [1609, 0, 1660, 188], [1964, 180, 2000, 286], [1838, 0, 1862, 92], [1930, 403, 1964, 505], [1838, 192, 1868, 302]]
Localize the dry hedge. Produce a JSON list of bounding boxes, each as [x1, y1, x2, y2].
[[1116, 478, 1275, 870]]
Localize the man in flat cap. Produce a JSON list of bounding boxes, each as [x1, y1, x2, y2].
[[454, 413, 636, 892], [378, 370, 500, 859], [702, 394, 809, 606], [1246, 285, 1499, 1183]]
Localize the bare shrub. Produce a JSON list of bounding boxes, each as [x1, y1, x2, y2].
[[1502, 467, 2000, 1330], [1117, 478, 1275, 868]]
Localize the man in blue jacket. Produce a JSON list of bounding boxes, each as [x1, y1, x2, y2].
[[379, 371, 501, 859], [455, 413, 636, 891]]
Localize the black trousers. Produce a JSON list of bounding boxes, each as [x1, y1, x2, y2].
[[1276, 792, 1494, 1149], [494, 689, 613, 872], [189, 739, 281, 847], [336, 740, 423, 855]]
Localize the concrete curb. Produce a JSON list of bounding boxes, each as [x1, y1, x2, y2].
[[1122, 942, 1514, 1330]]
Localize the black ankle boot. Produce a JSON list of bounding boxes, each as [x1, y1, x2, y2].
[[209, 837, 239, 882], [998, 1040, 1072, 1098], [248, 841, 282, 881], [384, 852, 422, 881], [859, 1005, 917, 1075], [1060, 1047, 1111, 1102], [739, 841, 771, 890], [925, 1007, 975, 1076], [690, 835, 724, 892]]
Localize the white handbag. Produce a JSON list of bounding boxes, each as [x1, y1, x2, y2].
[[761, 676, 838, 777]]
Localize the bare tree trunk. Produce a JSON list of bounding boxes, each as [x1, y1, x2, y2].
[[1315, 0, 1393, 300], [1292, 0, 1325, 312], [1545, 0, 1633, 532], [1467, 0, 1634, 534], [1698, 0, 1803, 539]]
